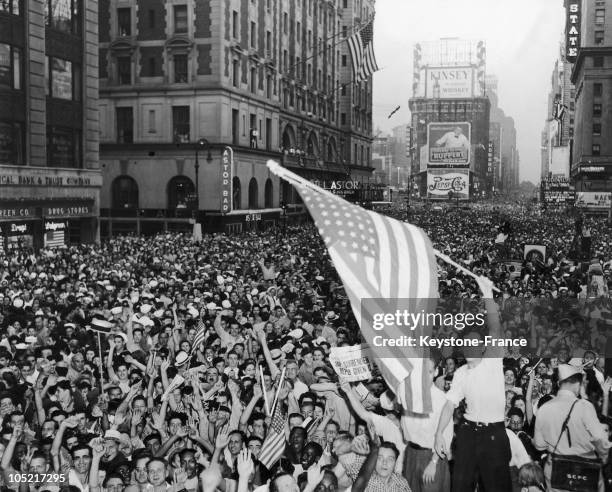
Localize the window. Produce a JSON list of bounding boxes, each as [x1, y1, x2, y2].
[[341, 113, 346, 124], [593, 144, 601, 156], [297, 22, 301, 42], [112, 176, 139, 210], [174, 54, 188, 83], [48, 58, 75, 100], [174, 5, 188, 34], [0, 44, 22, 90], [232, 59, 239, 87], [172, 106, 190, 142], [595, 31, 605, 45], [148, 110, 156, 133], [266, 31, 271, 55], [117, 56, 131, 85], [594, 83, 603, 96], [283, 12, 288, 34], [117, 8, 131, 36], [45, 0, 80, 35], [283, 50, 288, 72], [248, 178, 259, 209], [596, 8, 605, 24], [0, 0, 20, 15], [232, 177, 241, 209], [264, 179, 273, 208], [0, 121, 23, 165], [147, 57, 156, 77], [116, 107, 133, 143], [594, 103, 602, 117], [343, 0, 347, 7], [167, 176, 195, 210], [341, 55, 347, 67], [250, 21, 256, 48], [250, 67, 256, 93], [266, 75, 272, 98], [594, 123, 602, 136], [232, 109, 239, 145], [594, 56, 604, 68], [47, 126, 80, 168], [148, 9, 155, 28], [342, 25, 347, 38], [232, 10, 238, 38]]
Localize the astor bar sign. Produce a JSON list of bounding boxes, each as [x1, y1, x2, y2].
[[566, 0, 581, 62], [220, 147, 234, 214]]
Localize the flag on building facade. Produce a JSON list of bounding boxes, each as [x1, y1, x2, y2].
[[258, 401, 286, 469], [347, 20, 380, 82], [267, 162, 439, 415]]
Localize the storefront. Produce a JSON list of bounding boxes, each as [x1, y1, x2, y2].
[[0, 200, 96, 250], [205, 210, 282, 233]]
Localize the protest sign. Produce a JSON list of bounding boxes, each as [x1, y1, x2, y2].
[[329, 345, 374, 381]]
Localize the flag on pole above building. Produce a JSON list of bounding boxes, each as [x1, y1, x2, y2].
[[267, 161, 438, 415], [347, 19, 380, 82]]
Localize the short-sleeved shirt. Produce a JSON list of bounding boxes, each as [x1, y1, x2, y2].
[[365, 472, 411, 492]]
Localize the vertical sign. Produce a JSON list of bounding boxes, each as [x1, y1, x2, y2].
[[566, 1, 581, 62], [487, 142, 494, 173], [221, 147, 233, 214]]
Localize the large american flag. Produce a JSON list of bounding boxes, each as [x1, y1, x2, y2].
[[258, 401, 286, 469], [347, 20, 379, 82], [268, 165, 438, 414], [190, 319, 206, 356]]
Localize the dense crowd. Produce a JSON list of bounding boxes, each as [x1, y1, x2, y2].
[[0, 202, 611, 492]]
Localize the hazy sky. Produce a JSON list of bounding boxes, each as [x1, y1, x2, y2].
[[371, 0, 566, 184]]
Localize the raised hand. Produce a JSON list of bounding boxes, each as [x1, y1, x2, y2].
[[306, 463, 324, 488], [237, 449, 254, 478], [173, 467, 188, 489], [90, 437, 106, 458], [603, 377, 612, 394], [215, 425, 230, 450]]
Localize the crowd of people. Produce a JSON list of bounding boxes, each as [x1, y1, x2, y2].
[[0, 201, 611, 492]]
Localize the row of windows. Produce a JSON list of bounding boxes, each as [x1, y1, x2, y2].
[[0, 0, 20, 15], [112, 175, 275, 211], [117, 5, 187, 37]]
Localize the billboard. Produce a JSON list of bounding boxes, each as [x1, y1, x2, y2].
[[566, 0, 581, 62], [427, 169, 469, 200], [575, 192, 611, 210], [425, 67, 474, 99], [427, 122, 471, 167]]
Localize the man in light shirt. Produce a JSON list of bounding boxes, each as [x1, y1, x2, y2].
[[434, 276, 512, 492], [435, 126, 470, 150], [402, 354, 453, 492]]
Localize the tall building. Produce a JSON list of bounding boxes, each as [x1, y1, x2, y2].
[[486, 75, 518, 192], [569, 0, 612, 190], [541, 42, 575, 180], [408, 38, 490, 200], [0, 0, 101, 250], [98, 0, 375, 235]]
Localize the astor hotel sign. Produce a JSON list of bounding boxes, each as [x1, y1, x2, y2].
[[566, 1, 581, 62]]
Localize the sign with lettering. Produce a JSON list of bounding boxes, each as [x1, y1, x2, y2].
[[566, 1, 581, 62], [575, 192, 611, 210], [329, 345, 374, 382], [44, 203, 93, 218], [245, 213, 262, 222], [221, 147, 233, 214], [44, 221, 67, 231], [426, 66, 475, 99], [428, 122, 471, 167], [2, 222, 32, 235], [427, 169, 470, 199], [0, 206, 36, 219], [0, 169, 102, 187]]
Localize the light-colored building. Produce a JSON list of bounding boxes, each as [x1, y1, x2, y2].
[[0, 0, 101, 249], [98, 0, 375, 235]]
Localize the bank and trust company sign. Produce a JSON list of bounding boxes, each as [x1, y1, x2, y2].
[[427, 169, 470, 200]]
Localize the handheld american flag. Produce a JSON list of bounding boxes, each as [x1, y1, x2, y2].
[[190, 318, 206, 356], [347, 20, 380, 82], [267, 161, 438, 415], [258, 399, 286, 469]]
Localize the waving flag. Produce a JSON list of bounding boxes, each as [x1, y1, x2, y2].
[[190, 318, 206, 355], [258, 400, 286, 469], [347, 20, 379, 82], [267, 161, 438, 415]]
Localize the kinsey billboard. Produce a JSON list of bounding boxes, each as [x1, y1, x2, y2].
[[428, 122, 471, 167], [427, 169, 470, 200], [575, 192, 611, 210], [425, 67, 474, 99]]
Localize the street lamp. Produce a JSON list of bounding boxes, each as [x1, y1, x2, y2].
[[194, 138, 212, 218]]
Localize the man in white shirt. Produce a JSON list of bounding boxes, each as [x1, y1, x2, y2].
[[434, 276, 512, 492], [435, 127, 470, 150], [402, 354, 453, 492]]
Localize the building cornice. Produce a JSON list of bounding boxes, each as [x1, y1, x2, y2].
[[570, 46, 612, 83]]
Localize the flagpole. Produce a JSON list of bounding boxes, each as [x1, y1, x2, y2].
[[97, 332, 104, 392], [270, 367, 286, 416], [267, 160, 501, 293]]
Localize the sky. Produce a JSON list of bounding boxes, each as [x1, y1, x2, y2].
[[371, 0, 566, 185]]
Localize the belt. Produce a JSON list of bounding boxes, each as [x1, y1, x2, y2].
[[408, 441, 431, 451], [463, 419, 505, 430]]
